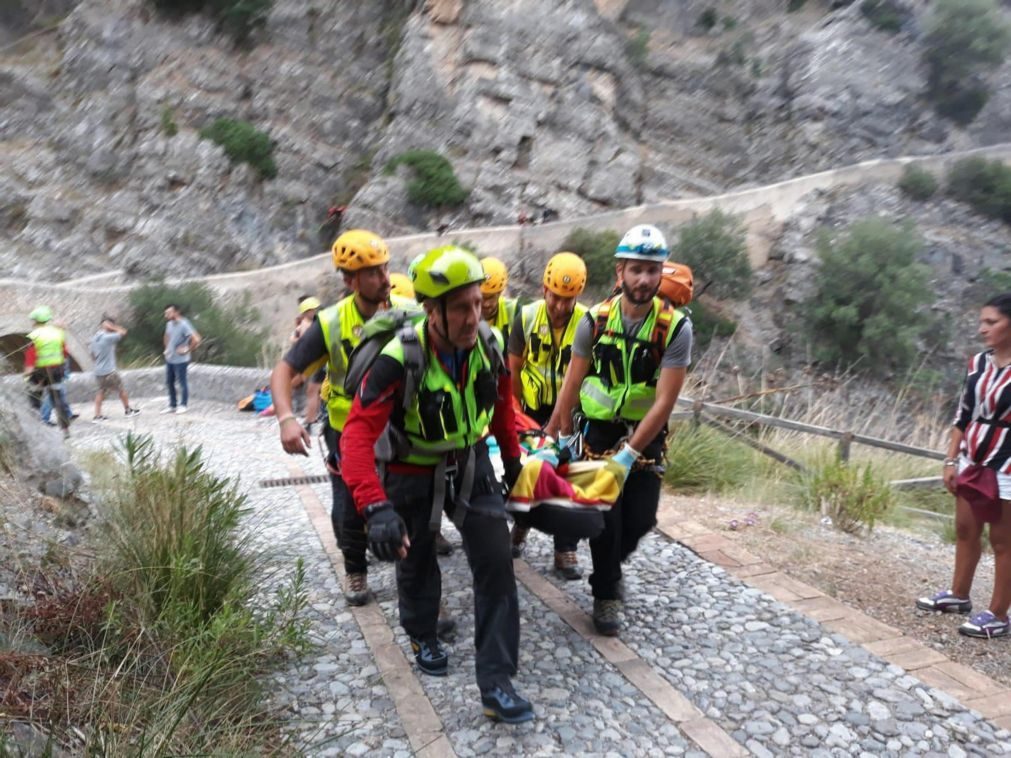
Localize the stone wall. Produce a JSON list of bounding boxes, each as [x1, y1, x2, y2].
[[2, 143, 1009, 367]]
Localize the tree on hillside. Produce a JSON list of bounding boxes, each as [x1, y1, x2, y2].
[[923, 0, 1011, 124], [804, 218, 935, 377], [672, 210, 751, 299]]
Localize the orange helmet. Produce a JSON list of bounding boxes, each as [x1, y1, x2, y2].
[[480, 257, 509, 295], [659, 261, 694, 307], [543, 252, 587, 298], [332, 229, 389, 272]]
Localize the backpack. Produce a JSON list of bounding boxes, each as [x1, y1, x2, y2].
[[345, 309, 505, 456], [343, 306, 506, 418]]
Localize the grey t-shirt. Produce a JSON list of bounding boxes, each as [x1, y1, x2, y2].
[[572, 310, 693, 369], [90, 331, 122, 376], [164, 318, 195, 365]]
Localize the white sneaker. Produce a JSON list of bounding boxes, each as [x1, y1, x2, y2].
[[160, 406, 176, 414], [176, 405, 188, 414]]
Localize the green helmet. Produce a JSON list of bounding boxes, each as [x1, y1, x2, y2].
[[411, 246, 484, 300], [29, 305, 53, 323]]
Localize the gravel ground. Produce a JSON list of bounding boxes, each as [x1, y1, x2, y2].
[[66, 402, 1011, 755], [521, 530, 1011, 756], [660, 493, 1011, 691]]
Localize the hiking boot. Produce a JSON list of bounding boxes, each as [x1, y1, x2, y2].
[[958, 610, 1010, 639], [510, 523, 530, 558], [435, 531, 454, 556], [915, 590, 972, 615], [481, 680, 534, 723], [592, 598, 622, 637], [554, 550, 582, 581], [343, 572, 370, 606], [410, 636, 448, 677], [125, 407, 140, 416], [437, 602, 457, 641]]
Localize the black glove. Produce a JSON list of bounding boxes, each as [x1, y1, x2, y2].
[[503, 457, 523, 493], [364, 501, 407, 561]]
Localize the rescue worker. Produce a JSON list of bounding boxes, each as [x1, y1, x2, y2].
[[547, 225, 692, 637], [389, 272, 415, 300], [340, 246, 535, 724], [508, 252, 589, 580], [25, 306, 72, 434], [272, 230, 406, 606], [479, 257, 518, 345]]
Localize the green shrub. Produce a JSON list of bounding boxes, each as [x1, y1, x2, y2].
[[199, 117, 277, 179], [923, 0, 1011, 123], [673, 209, 751, 299], [797, 457, 894, 534], [120, 282, 270, 367], [384, 149, 468, 208], [665, 422, 757, 493], [698, 8, 718, 30], [897, 164, 939, 200], [149, 0, 272, 45], [946, 157, 1011, 223], [805, 218, 934, 376], [160, 106, 178, 137], [626, 27, 651, 67], [559, 227, 621, 290], [787, 0, 806, 11], [860, 0, 908, 33], [214, 0, 272, 45], [932, 83, 991, 125], [688, 299, 738, 352]]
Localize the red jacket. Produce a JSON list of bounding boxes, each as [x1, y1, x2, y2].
[[341, 342, 521, 513]]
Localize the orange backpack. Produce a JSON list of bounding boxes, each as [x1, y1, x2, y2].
[[659, 262, 693, 307]]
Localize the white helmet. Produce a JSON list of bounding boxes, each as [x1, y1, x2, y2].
[[615, 224, 669, 262]]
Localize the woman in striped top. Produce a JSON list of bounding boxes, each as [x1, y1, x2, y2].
[[916, 293, 1011, 639]]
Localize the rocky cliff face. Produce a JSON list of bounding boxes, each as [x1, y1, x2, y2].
[[0, 0, 1008, 281]]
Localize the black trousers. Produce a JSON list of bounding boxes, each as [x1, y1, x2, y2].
[[386, 443, 520, 691], [584, 420, 667, 601], [524, 404, 577, 554], [322, 421, 368, 575]]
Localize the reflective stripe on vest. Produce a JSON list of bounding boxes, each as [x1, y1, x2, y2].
[[29, 325, 65, 368], [383, 322, 499, 466], [579, 295, 683, 423], [518, 299, 586, 413]]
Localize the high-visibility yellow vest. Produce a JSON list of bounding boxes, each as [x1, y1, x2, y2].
[[28, 325, 65, 368], [518, 299, 586, 413], [491, 296, 518, 343], [318, 294, 412, 431], [579, 295, 683, 422], [382, 322, 501, 465]]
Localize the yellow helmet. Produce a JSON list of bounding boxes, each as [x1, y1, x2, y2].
[[389, 272, 415, 299], [543, 252, 587, 298], [480, 257, 508, 295], [332, 229, 389, 272]]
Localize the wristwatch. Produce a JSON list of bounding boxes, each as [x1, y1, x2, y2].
[[943, 458, 958, 467]]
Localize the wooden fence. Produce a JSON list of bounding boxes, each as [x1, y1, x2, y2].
[[671, 396, 949, 521]]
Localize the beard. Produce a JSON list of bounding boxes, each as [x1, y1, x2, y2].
[[621, 280, 657, 306]]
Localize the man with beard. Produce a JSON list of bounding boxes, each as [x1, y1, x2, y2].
[[546, 224, 692, 637]]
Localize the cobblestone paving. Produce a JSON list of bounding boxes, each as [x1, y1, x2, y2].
[[69, 404, 1011, 756], [522, 532, 1011, 757]]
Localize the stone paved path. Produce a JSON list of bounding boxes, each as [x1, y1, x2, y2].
[[70, 402, 1011, 756]]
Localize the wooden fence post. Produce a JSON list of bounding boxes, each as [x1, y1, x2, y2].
[[838, 432, 853, 463]]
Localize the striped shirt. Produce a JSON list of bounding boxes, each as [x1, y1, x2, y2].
[[954, 350, 1011, 472]]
